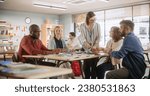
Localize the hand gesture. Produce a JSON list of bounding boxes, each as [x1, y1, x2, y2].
[[91, 48, 99, 55]]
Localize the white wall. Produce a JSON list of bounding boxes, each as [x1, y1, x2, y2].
[[0, 10, 75, 46], [0, 10, 59, 50], [0, 10, 59, 29], [59, 14, 74, 40]]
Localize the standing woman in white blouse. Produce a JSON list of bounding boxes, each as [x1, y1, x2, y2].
[[79, 11, 101, 79]]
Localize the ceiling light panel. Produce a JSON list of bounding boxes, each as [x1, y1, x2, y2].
[[63, 0, 95, 5], [100, 0, 109, 2], [0, 0, 5, 3], [33, 0, 67, 10]]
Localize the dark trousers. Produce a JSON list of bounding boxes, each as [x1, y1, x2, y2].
[[83, 58, 98, 79], [96, 63, 113, 79], [106, 67, 129, 79], [25, 58, 56, 67]]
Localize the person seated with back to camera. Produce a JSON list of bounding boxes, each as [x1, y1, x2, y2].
[[17, 24, 60, 66], [92, 26, 123, 79]]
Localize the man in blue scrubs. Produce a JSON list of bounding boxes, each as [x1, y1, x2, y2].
[[106, 20, 146, 79]]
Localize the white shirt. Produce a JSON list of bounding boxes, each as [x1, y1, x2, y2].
[[79, 22, 101, 49], [66, 37, 81, 50], [97, 39, 123, 68], [106, 39, 123, 68], [106, 39, 123, 51]]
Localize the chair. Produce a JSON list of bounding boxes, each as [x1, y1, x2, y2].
[[143, 51, 150, 79], [97, 55, 122, 79], [144, 52, 150, 64], [142, 64, 150, 79], [12, 52, 19, 62]]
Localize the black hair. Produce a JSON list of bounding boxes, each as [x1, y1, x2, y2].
[[69, 32, 76, 37], [29, 24, 39, 34]]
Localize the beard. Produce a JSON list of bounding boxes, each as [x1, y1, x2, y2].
[[121, 32, 126, 37], [120, 29, 126, 37]]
